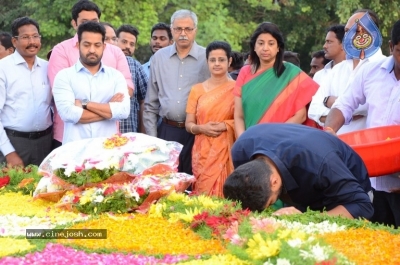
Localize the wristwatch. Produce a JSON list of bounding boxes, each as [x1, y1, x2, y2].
[[82, 99, 89, 110], [323, 96, 330, 108]]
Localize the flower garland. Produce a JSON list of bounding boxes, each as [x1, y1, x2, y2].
[[0, 193, 88, 226], [0, 192, 55, 216], [103, 134, 129, 149], [58, 183, 148, 214], [321, 228, 400, 264], [2, 189, 400, 264], [57, 214, 226, 255], [0, 243, 191, 265]]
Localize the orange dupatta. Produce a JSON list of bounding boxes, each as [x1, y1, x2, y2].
[[187, 81, 236, 197]]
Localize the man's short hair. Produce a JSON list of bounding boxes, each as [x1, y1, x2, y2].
[[11, 17, 40, 38], [223, 158, 273, 212], [312, 50, 330, 65], [353, 9, 379, 28], [327, 24, 345, 43], [391, 20, 400, 46], [71, 0, 101, 22], [77, 21, 105, 43], [151, 22, 172, 40], [116, 24, 139, 39], [230, 51, 244, 70], [0, 32, 14, 50], [284, 51, 300, 67]]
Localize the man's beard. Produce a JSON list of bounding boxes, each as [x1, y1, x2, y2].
[[80, 52, 102, 66]]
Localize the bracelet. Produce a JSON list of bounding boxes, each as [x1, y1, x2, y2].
[[190, 124, 196, 134]]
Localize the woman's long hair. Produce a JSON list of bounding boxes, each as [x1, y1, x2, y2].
[[249, 22, 285, 77]]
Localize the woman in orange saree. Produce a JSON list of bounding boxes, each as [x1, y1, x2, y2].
[[234, 22, 319, 138], [185, 41, 235, 197]]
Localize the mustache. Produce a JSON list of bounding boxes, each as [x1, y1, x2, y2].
[[178, 36, 189, 40], [123, 48, 131, 54], [26, 45, 39, 49], [86, 53, 98, 57]]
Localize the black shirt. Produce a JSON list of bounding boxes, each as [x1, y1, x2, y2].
[[231, 123, 373, 219]]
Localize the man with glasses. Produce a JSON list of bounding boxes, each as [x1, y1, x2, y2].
[[0, 17, 53, 167], [101, 22, 117, 45], [144, 9, 209, 176], [48, 0, 133, 149]]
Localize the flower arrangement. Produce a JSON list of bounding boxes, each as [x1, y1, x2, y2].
[[57, 214, 226, 255], [103, 133, 129, 149], [1, 244, 192, 265], [58, 183, 149, 214], [1, 187, 400, 264], [0, 165, 42, 195], [53, 166, 120, 186]]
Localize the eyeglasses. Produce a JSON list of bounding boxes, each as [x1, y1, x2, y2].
[[14, 35, 41, 41], [172, 27, 195, 33], [105, 37, 117, 42]]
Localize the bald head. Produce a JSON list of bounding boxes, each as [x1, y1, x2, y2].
[[345, 12, 365, 32]]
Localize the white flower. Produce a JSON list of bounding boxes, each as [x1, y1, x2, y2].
[[276, 258, 292, 265], [287, 238, 303, 248], [93, 195, 104, 203], [300, 244, 329, 262], [64, 163, 76, 177], [310, 244, 329, 262]]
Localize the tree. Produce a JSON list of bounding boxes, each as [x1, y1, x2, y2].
[[2, 0, 399, 67]]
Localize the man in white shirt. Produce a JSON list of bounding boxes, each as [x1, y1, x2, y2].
[[53, 22, 130, 144], [308, 9, 385, 135], [325, 19, 400, 192], [0, 17, 53, 167], [313, 24, 346, 85]]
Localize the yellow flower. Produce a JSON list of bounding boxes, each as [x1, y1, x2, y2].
[[0, 192, 54, 216], [79, 195, 91, 205], [196, 195, 223, 210], [148, 203, 166, 218], [57, 214, 226, 255], [169, 207, 201, 223], [246, 233, 281, 260], [0, 238, 35, 257], [166, 191, 187, 202]]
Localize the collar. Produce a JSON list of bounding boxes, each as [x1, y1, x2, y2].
[[71, 34, 79, 47], [168, 42, 200, 60], [324, 60, 334, 70], [381, 56, 395, 73], [75, 59, 105, 74], [12, 50, 41, 67]]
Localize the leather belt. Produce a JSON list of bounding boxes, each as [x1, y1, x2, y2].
[[162, 118, 185, 128], [5, 126, 53, 140]]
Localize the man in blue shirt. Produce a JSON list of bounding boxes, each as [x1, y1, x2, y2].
[[224, 123, 400, 227]]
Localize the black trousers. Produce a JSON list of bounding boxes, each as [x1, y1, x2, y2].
[[157, 121, 194, 175], [0, 132, 52, 166], [371, 189, 400, 228]]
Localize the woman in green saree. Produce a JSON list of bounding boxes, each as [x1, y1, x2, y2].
[[234, 22, 319, 137]]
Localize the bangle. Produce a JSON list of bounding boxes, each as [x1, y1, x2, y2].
[[190, 124, 196, 134]]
